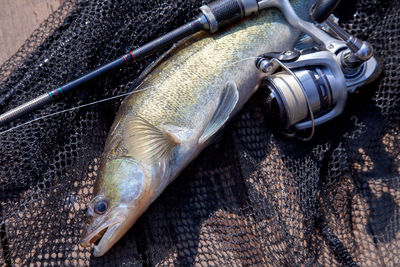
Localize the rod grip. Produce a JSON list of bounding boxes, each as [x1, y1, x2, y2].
[[310, 0, 341, 23], [201, 0, 258, 32]]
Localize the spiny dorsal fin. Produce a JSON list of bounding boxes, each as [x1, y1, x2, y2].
[[199, 81, 239, 144], [126, 116, 180, 162]]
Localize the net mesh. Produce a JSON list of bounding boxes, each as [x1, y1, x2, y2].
[[0, 0, 399, 266]]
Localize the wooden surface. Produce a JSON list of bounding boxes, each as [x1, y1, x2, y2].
[[0, 0, 65, 65]]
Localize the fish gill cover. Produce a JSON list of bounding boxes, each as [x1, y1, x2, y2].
[[0, 0, 399, 266]]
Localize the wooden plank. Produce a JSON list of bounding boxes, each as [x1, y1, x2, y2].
[[0, 0, 65, 65]]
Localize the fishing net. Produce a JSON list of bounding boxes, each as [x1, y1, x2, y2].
[[0, 0, 398, 266]]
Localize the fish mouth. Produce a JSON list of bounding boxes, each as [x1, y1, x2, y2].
[[81, 216, 124, 256]]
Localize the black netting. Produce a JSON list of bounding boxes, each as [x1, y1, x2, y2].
[[0, 0, 399, 266]]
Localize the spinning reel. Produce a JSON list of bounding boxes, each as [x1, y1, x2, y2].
[[255, 0, 381, 140]]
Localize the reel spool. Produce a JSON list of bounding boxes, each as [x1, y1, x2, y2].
[[262, 67, 332, 129]]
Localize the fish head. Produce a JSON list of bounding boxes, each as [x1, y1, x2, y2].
[[81, 157, 151, 256]]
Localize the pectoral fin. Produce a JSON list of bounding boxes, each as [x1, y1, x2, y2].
[[126, 116, 180, 162], [199, 82, 239, 144]]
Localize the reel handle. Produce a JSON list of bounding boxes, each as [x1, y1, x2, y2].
[[310, 0, 341, 23]]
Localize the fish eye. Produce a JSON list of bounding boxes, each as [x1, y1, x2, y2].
[[94, 200, 108, 214]]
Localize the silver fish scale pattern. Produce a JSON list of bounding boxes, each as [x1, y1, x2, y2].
[[0, 0, 399, 266]]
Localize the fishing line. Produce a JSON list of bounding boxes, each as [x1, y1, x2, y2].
[[0, 87, 151, 136], [0, 56, 260, 136], [222, 56, 260, 68]]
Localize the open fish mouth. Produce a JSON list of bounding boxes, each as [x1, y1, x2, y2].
[[81, 226, 109, 246], [81, 216, 124, 256]]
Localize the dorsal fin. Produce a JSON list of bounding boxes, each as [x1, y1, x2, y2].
[[125, 116, 180, 162], [199, 81, 239, 144]]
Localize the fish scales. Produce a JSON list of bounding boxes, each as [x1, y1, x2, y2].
[[132, 15, 281, 127], [82, 0, 313, 257]]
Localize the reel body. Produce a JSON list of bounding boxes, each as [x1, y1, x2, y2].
[[255, 0, 381, 140]]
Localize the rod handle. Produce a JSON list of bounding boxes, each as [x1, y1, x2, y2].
[[310, 0, 341, 23], [200, 0, 258, 32]]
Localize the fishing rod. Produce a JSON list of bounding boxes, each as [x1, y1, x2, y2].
[[0, 0, 270, 127], [0, 0, 381, 141]]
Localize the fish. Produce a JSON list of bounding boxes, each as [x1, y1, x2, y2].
[[81, 0, 313, 257]]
